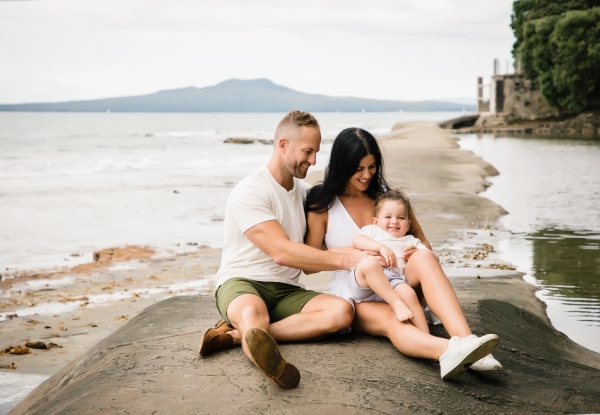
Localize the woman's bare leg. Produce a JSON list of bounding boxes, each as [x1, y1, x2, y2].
[[403, 249, 472, 337], [353, 301, 447, 360], [394, 284, 429, 333]]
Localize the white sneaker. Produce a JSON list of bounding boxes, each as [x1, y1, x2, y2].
[[470, 353, 503, 371], [424, 306, 442, 325], [439, 334, 499, 380]]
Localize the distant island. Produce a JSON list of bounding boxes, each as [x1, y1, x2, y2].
[[0, 79, 474, 113]]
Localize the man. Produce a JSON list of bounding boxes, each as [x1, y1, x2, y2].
[[198, 110, 365, 389]]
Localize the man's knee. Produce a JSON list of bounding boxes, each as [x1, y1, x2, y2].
[[239, 304, 263, 320], [228, 294, 269, 328], [326, 298, 354, 331]]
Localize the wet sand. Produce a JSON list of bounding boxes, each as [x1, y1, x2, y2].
[[3, 122, 600, 414], [0, 246, 220, 377]]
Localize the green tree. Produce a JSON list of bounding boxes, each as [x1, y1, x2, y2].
[[511, 1, 600, 113]]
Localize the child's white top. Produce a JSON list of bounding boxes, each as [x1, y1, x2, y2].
[[358, 224, 428, 273]]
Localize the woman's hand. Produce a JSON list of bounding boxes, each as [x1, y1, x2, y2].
[[342, 249, 384, 271], [402, 245, 419, 261], [380, 246, 397, 268]]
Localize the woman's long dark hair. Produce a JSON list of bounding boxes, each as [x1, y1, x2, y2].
[[305, 127, 388, 214]]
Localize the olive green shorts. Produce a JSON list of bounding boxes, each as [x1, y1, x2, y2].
[[215, 278, 321, 325]]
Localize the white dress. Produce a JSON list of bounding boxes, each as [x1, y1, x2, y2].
[[323, 197, 440, 325], [323, 197, 361, 304]]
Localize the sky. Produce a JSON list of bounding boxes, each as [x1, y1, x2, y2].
[[0, 0, 517, 104]]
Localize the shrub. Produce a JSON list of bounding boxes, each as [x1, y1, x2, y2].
[[512, 1, 600, 113]]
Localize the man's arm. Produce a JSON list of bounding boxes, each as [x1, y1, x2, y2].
[[245, 219, 366, 272]]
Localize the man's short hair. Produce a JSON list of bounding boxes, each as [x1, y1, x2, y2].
[[275, 110, 319, 141]]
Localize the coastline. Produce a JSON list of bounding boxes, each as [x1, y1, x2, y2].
[[442, 110, 600, 137], [3, 122, 600, 414]]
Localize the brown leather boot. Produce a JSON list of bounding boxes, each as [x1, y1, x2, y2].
[[198, 319, 234, 356], [244, 328, 300, 389]]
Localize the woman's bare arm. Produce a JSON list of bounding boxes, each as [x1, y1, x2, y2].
[[305, 210, 328, 249], [409, 211, 431, 250]]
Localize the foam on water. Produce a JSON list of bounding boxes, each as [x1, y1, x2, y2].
[[0, 301, 84, 322], [0, 372, 50, 415], [4, 276, 75, 293], [0, 276, 213, 322]]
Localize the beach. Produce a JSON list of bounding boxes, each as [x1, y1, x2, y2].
[[2, 120, 600, 414]]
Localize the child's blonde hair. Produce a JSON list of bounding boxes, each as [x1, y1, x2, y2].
[[373, 190, 413, 220]]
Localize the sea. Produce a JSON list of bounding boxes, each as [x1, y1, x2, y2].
[[1, 112, 599, 412], [0, 111, 457, 273]]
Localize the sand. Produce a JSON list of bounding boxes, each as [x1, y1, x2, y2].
[[0, 246, 220, 376]]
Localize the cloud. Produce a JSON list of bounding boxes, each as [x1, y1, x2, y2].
[[0, 0, 516, 103]]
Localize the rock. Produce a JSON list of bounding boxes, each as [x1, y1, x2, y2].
[[454, 110, 599, 137], [223, 138, 257, 144], [24, 342, 48, 350], [223, 138, 273, 145], [11, 288, 600, 415], [9, 346, 30, 355], [91, 246, 154, 263]]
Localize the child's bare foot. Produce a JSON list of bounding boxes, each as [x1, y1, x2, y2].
[[393, 302, 413, 321]]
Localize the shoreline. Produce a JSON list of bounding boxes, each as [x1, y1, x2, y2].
[[3, 122, 600, 414]]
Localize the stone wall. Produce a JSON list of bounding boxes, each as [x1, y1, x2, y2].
[[493, 74, 560, 121]]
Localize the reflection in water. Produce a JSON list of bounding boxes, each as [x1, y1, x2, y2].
[[530, 229, 600, 302], [458, 134, 600, 353], [526, 229, 600, 351]]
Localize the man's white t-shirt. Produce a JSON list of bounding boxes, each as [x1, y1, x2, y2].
[[215, 167, 311, 289]]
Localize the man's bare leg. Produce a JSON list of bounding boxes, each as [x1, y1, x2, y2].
[[226, 293, 270, 357], [224, 292, 353, 344], [226, 293, 300, 388], [267, 293, 354, 341]]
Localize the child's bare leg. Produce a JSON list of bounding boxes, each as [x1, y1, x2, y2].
[[394, 283, 429, 333], [355, 257, 413, 322]]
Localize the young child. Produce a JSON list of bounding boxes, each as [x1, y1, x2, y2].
[[350, 190, 430, 332]]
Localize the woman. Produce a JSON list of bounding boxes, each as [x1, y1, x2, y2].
[[304, 127, 502, 380]]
